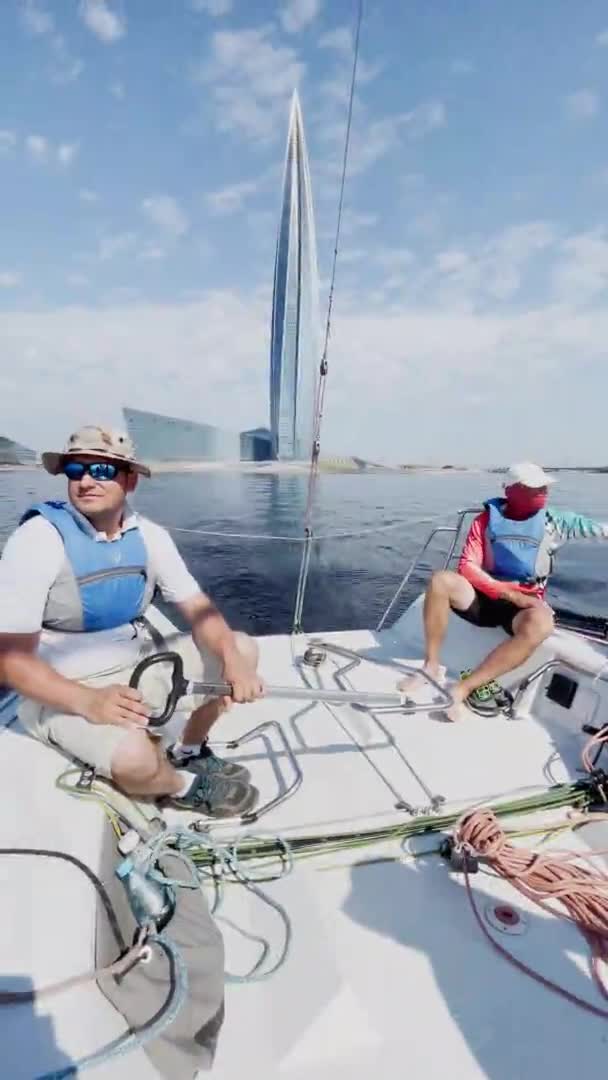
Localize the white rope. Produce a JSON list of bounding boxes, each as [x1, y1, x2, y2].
[[166, 518, 417, 544], [169, 526, 305, 543]]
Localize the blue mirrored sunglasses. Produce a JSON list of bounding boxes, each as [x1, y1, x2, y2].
[[62, 460, 127, 482]]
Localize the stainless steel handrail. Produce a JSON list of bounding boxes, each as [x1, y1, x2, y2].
[[510, 658, 608, 718], [310, 639, 452, 711], [199, 720, 303, 827], [318, 641, 447, 812], [376, 507, 480, 631]]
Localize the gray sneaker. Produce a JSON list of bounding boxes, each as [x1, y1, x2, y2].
[[170, 771, 259, 818], [168, 742, 251, 782]]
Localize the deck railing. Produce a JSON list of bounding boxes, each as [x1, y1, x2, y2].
[[376, 508, 480, 630]]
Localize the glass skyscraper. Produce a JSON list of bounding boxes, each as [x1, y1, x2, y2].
[[123, 407, 272, 463], [269, 89, 320, 461]]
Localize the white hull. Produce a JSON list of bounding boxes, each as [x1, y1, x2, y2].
[[2, 597, 608, 1078]]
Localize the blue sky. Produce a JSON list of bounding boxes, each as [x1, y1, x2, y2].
[[2, 0, 608, 464]]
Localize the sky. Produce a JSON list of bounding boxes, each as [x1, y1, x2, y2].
[[2, 0, 608, 465]]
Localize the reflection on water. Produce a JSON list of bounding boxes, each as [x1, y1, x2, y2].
[[1, 468, 607, 634]]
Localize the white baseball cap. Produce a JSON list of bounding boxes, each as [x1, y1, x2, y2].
[[504, 462, 556, 489]]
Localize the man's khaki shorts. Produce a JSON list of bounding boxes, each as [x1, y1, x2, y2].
[[19, 633, 229, 779]]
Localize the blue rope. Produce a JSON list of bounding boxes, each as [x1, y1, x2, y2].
[[36, 933, 188, 1080], [115, 826, 295, 986], [222, 874, 292, 984], [195, 832, 294, 984]]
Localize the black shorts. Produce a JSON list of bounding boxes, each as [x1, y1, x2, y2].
[[453, 589, 518, 636]]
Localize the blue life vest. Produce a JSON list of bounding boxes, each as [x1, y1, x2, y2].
[[20, 501, 153, 632], [485, 498, 549, 585]]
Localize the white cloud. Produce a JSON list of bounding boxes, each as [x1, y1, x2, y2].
[[374, 248, 415, 272], [429, 221, 556, 305], [141, 195, 189, 237], [404, 101, 446, 137], [4, 277, 608, 464], [595, 29, 608, 46], [98, 231, 137, 261], [21, 4, 83, 83], [0, 272, 23, 288], [436, 250, 470, 273], [79, 188, 99, 203], [319, 56, 382, 105], [206, 178, 262, 215], [0, 130, 17, 155], [57, 142, 79, 167], [26, 135, 79, 167], [318, 26, 352, 53], [0, 291, 272, 453], [191, 0, 233, 13], [339, 209, 378, 236], [51, 37, 84, 83], [564, 89, 599, 120], [20, 2, 83, 79], [20, 0, 54, 35], [0, 216, 607, 462], [280, 0, 321, 34], [552, 228, 608, 304], [199, 27, 304, 142], [26, 134, 49, 161], [79, 0, 126, 43], [109, 80, 125, 99], [322, 101, 445, 177]]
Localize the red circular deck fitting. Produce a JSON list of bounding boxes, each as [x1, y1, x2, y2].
[[484, 899, 528, 935], [494, 905, 519, 926]]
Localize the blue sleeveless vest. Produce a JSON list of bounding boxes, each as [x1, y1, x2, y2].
[[20, 501, 152, 632], [485, 498, 549, 585]]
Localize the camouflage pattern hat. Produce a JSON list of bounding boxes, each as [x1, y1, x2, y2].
[[42, 425, 151, 478]]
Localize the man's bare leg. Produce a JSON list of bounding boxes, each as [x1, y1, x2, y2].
[[446, 604, 554, 720], [111, 731, 187, 797], [110, 729, 257, 816], [399, 571, 476, 690]]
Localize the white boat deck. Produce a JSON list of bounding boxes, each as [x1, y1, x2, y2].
[[1, 599, 608, 1078]]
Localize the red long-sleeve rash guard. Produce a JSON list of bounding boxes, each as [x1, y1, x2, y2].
[[456, 510, 542, 601]]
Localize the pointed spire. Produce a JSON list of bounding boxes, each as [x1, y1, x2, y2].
[[269, 90, 320, 460]]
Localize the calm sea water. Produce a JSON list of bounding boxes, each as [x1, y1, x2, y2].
[[1, 468, 608, 635]]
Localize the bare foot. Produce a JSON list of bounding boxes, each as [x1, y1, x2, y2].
[[397, 664, 446, 695], [444, 681, 468, 722]]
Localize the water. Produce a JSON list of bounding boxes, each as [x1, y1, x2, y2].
[[1, 468, 608, 635]]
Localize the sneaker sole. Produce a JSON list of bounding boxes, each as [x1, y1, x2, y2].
[[169, 783, 260, 818], [466, 699, 502, 717], [200, 783, 260, 819], [466, 693, 513, 717]]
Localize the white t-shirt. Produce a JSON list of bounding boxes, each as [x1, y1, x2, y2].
[[0, 504, 201, 677]]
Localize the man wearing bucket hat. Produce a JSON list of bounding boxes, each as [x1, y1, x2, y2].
[[401, 462, 608, 720], [0, 425, 263, 817]]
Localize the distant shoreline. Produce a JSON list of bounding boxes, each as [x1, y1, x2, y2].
[[1, 461, 607, 476]]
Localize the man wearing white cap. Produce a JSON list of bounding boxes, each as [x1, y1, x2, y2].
[[401, 462, 608, 720], [0, 425, 264, 816]]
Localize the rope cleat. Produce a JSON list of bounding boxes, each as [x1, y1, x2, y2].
[[439, 835, 479, 874]]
